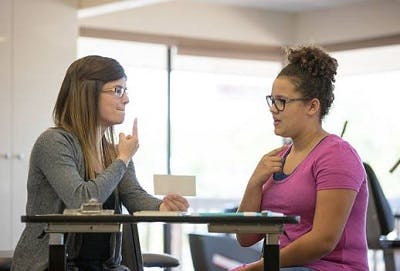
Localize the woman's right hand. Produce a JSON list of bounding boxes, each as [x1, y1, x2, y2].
[[249, 145, 286, 187], [117, 118, 139, 165]]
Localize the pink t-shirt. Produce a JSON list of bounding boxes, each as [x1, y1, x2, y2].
[[261, 134, 368, 271]]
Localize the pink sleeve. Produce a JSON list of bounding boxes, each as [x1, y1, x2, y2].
[[314, 140, 366, 192]]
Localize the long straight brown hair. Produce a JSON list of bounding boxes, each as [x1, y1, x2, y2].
[[53, 55, 127, 180]]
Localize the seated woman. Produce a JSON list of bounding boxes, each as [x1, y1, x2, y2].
[[12, 55, 189, 271], [233, 46, 368, 271]]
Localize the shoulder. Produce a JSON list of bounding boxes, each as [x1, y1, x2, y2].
[[313, 134, 366, 190], [30, 128, 84, 171], [36, 127, 75, 141], [32, 128, 81, 159], [316, 134, 360, 161], [35, 128, 78, 148]]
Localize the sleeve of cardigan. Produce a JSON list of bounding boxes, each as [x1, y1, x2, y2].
[[32, 129, 127, 209], [118, 161, 162, 213]]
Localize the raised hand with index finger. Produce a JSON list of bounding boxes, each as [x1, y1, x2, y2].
[[117, 118, 140, 165]]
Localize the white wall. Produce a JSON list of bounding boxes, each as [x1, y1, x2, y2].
[[79, 0, 400, 47], [0, 0, 78, 250], [0, 0, 14, 251]]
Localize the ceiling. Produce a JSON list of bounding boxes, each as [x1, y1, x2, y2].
[[192, 0, 380, 12], [78, 0, 388, 17]]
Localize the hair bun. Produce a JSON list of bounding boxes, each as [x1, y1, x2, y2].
[[286, 46, 338, 82]]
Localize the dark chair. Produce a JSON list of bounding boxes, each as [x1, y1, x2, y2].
[[188, 233, 262, 271], [121, 223, 179, 270], [0, 251, 12, 271], [364, 162, 400, 271]]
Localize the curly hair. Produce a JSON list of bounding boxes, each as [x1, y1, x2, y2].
[[277, 45, 338, 119]]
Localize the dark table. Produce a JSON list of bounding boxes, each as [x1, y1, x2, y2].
[[22, 213, 300, 271]]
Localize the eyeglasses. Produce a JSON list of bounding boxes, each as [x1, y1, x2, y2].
[[266, 95, 310, 112], [102, 86, 128, 98]]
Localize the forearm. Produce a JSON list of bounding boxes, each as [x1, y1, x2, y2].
[[238, 179, 263, 211], [45, 155, 127, 208], [279, 231, 333, 267], [237, 145, 284, 247], [119, 161, 162, 212], [236, 179, 264, 246], [240, 232, 333, 271], [279, 189, 356, 267]]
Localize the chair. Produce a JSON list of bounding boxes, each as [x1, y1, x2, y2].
[[121, 223, 179, 270], [0, 251, 12, 271], [364, 162, 400, 271], [188, 233, 262, 271]]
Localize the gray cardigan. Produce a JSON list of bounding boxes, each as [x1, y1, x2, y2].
[[11, 128, 162, 271]]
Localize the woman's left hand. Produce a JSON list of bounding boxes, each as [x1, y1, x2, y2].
[[159, 194, 189, 211]]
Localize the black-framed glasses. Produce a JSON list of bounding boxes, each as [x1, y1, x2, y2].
[[266, 95, 310, 112], [102, 86, 128, 98]]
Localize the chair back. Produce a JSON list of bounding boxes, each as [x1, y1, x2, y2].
[[189, 233, 261, 271], [364, 162, 395, 249]]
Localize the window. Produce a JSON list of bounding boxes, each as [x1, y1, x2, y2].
[[171, 54, 282, 200], [171, 54, 282, 270]]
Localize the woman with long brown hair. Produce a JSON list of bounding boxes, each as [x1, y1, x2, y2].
[[12, 55, 189, 271]]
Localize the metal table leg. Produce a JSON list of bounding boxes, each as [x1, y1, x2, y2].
[[48, 233, 65, 271], [264, 233, 280, 271]]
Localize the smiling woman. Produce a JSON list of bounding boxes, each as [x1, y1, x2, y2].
[[11, 55, 189, 271]]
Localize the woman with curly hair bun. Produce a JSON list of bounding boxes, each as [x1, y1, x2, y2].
[[233, 46, 368, 271]]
